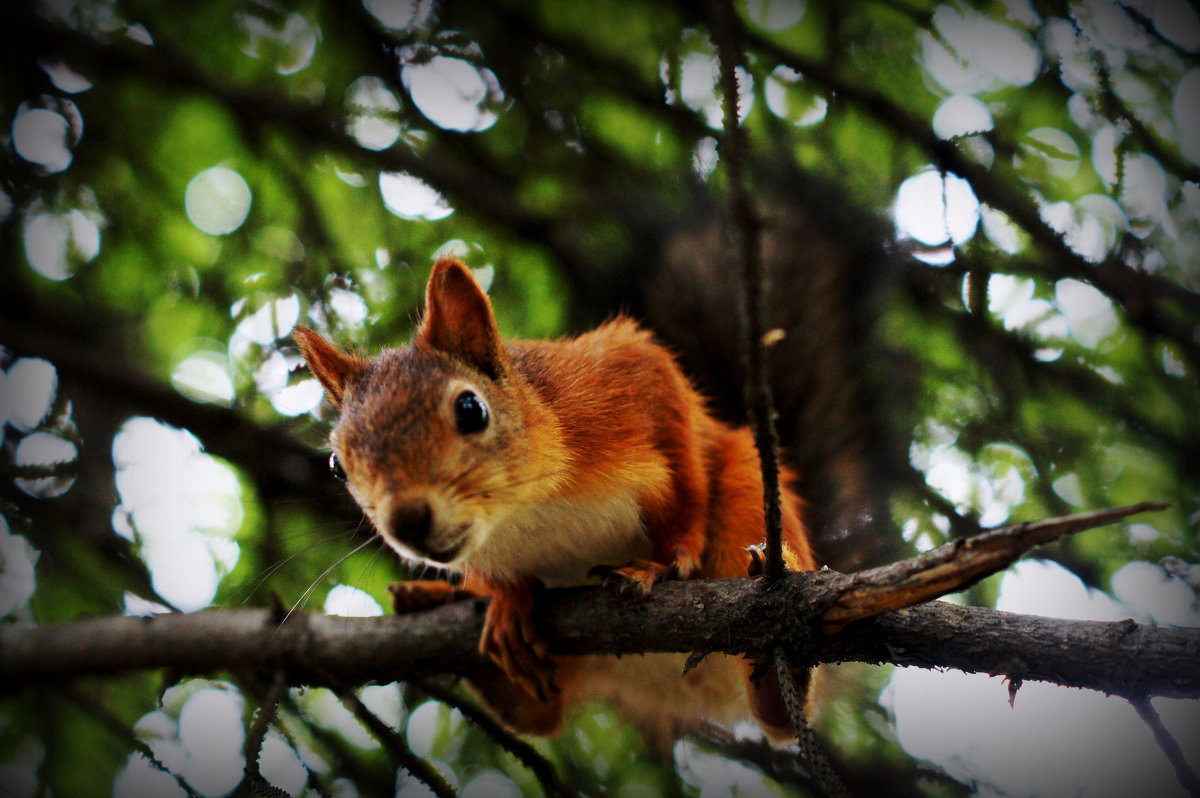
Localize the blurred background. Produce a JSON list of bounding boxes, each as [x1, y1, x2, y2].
[[1, 0, 1198, 795]]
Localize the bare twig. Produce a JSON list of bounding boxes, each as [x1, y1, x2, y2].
[[773, 649, 850, 798], [820, 502, 1171, 631], [709, 0, 786, 580], [281, 693, 396, 797], [241, 671, 294, 798], [58, 685, 204, 798], [415, 679, 579, 798], [1128, 695, 1200, 798], [726, 17, 1200, 372], [339, 688, 456, 798], [3, 587, 1195, 694], [266, 701, 334, 798], [691, 718, 970, 797]]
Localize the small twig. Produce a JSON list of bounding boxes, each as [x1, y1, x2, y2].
[[241, 671, 293, 798], [773, 649, 850, 798], [820, 502, 1170, 632], [709, 0, 786, 580], [339, 688, 456, 798], [727, 17, 1200, 370], [266, 702, 334, 798], [415, 679, 579, 798], [692, 720, 815, 788], [58, 685, 204, 798], [1128, 695, 1200, 798], [692, 718, 969, 798], [281, 693, 396, 797]]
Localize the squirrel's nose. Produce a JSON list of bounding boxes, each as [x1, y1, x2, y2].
[[387, 499, 432, 550]]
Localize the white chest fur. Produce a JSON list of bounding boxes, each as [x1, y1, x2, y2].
[[466, 488, 651, 587]]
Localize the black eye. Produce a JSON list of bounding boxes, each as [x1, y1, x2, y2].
[[329, 453, 347, 481], [454, 390, 489, 434]]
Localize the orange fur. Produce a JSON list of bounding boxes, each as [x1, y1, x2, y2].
[[296, 257, 818, 748]]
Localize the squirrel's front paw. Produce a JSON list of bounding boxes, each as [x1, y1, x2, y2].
[[389, 580, 465, 614], [589, 546, 699, 600], [480, 583, 558, 702], [589, 559, 671, 599]]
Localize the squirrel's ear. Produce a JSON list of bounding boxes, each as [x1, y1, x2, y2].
[[417, 258, 509, 380], [294, 327, 367, 410]]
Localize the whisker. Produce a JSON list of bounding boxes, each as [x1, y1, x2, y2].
[[279, 534, 380, 628], [344, 537, 391, 638], [227, 528, 362, 606]]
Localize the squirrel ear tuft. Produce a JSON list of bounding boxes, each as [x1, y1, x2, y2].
[[294, 327, 366, 410], [417, 258, 509, 380]]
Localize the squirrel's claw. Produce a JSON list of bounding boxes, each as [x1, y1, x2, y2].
[[745, 544, 767, 577], [389, 580, 465, 614], [589, 556, 687, 600], [745, 543, 801, 577], [480, 584, 559, 701]]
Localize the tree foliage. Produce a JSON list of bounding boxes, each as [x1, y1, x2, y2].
[[1, 0, 1198, 796]]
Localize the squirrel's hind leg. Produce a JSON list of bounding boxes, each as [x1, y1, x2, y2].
[[466, 659, 579, 736], [745, 657, 819, 738]]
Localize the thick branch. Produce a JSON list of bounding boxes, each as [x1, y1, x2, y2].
[[4, 574, 1197, 699]]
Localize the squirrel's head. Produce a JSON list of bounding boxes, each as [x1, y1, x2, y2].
[[295, 257, 563, 570]]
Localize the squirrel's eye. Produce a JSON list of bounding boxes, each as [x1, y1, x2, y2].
[[454, 390, 489, 435], [329, 453, 347, 482]]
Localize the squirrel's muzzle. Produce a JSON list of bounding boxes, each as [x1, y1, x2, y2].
[[386, 498, 433, 552]]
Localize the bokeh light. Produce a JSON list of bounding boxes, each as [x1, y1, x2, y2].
[[185, 166, 252, 236], [380, 172, 453, 220], [0, 516, 38, 619], [112, 418, 243, 612], [745, 0, 806, 31], [893, 167, 980, 262], [363, 0, 434, 30], [4, 358, 58, 432], [15, 432, 78, 499], [237, 10, 319, 75], [402, 56, 502, 132], [932, 95, 993, 139], [346, 75, 403, 150], [23, 209, 100, 281]]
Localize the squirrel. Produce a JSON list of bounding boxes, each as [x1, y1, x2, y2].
[[294, 256, 817, 750]]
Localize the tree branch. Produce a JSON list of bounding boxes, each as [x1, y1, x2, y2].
[[58, 684, 204, 798], [821, 502, 1171, 631], [1128, 695, 1200, 798], [0, 316, 333, 507], [5, 568, 1196, 699], [726, 15, 1200, 372]]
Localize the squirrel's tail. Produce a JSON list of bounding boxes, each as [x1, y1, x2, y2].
[[643, 178, 912, 570]]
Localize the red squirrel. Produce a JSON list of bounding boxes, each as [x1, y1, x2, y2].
[[295, 257, 816, 748]]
